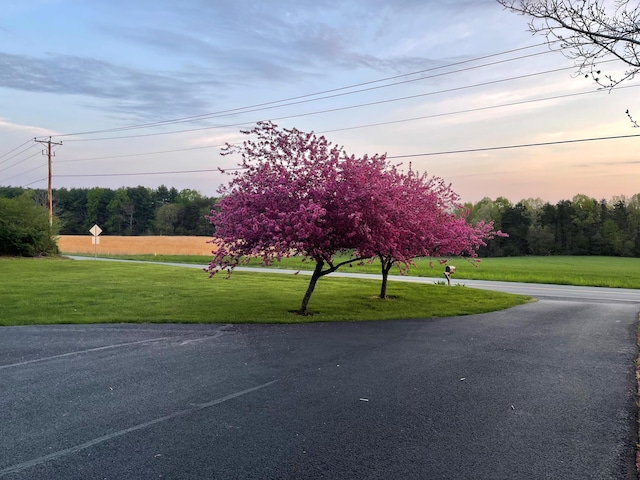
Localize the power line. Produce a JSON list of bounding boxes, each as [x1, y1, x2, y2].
[[55, 167, 244, 178], [54, 42, 553, 139], [0, 150, 42, 174], [15, 62, 631, 183], [320, 83, 640, 134], [20, 177, 47, 188], [51, 132, 640, 180], [0, 145, 61, 181], [386, 133, 640, 159], [0, 139, 33, 162], [0, 143, 40, 167], [63, 63, 581, 143], [149, 50, 555, 126], [57, 144, 225, 164], [1, 161, 48, 183], [10, 42, 628, 185], [52, 82, 640, 166]]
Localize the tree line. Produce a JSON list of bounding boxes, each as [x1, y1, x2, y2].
[[466, 194, 640, 257], [3, 185, 640, 258], [0, 185, 216, 236]]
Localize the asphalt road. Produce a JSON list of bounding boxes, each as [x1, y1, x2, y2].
[[2, 291, 639, 479]]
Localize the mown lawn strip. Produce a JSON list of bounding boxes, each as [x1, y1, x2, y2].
[[0, 258, 530, 326]]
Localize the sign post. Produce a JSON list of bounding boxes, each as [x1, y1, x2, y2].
[[89, 224, 102, 259]]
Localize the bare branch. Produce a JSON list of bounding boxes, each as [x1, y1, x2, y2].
[[497, 0, 640, 88]]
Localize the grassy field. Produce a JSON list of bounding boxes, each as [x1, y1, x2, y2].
[[0, 257, 531, 326], [70, 253, 640, 289], [59, 235, 640, 289]]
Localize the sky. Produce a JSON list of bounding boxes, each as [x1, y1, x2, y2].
[[0, 0, 638, 204]]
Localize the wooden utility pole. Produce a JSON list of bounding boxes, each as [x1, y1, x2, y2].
[[34, 137, 63, 226]]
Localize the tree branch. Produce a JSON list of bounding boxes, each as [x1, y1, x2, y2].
[[497, 0, 640, 88]]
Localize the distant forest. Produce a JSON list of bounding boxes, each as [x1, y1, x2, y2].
[[2, 186, 640, 257], [0, 185, 216, 237], [464, 194, 640, 257]]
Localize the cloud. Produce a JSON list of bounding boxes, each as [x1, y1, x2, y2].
[[94, 0, 455, 77], [0, 117, 55, 137], [0, 0, 507, 124], [0, 51, 226, 121]]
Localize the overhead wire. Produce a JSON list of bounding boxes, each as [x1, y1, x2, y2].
[[57, 144, 225, 164], [386, 133, 640, 159], [320, 82, 640, 134], [56, 167, 244, 178], [61, 62, 583, 143], [0, 142, 40, 166], [51, 132, 640, 180], [20, 177, 47, 188], [0, 150, 42, 175], [0, 139, 34, 162], [10, 41, 634, 185], [53, 41, 554, 138], [2, 161, 48, 183], [0, 145, 60, 184], [52, 82, 640, 165]]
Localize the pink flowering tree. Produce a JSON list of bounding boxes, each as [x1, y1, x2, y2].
[[354, 166, 504, 298], [209, 121, 505, 312], [208, 122, 384, 315]]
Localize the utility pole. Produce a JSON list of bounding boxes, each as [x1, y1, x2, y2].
[[34, 137, 63, 227]]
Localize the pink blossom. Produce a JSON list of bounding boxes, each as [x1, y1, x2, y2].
[[208, 122, 503, 311]]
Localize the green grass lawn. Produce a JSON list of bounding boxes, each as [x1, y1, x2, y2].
[[83, 254, 640, 289], [0, 257, 531, 326]]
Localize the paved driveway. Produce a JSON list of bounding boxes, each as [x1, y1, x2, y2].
[[1, 294, 638, 479]]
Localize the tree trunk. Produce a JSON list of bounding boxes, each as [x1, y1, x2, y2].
[[298, 259, 324, 315], [379, 255, 394, 299]]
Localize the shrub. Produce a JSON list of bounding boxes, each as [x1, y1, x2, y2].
[[0, 193, 59, 256]]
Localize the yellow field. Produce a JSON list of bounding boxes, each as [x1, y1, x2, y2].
[[58, 235, 215, 256]]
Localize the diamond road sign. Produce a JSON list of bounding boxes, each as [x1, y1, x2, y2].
[[89, 224, 102, 236]]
